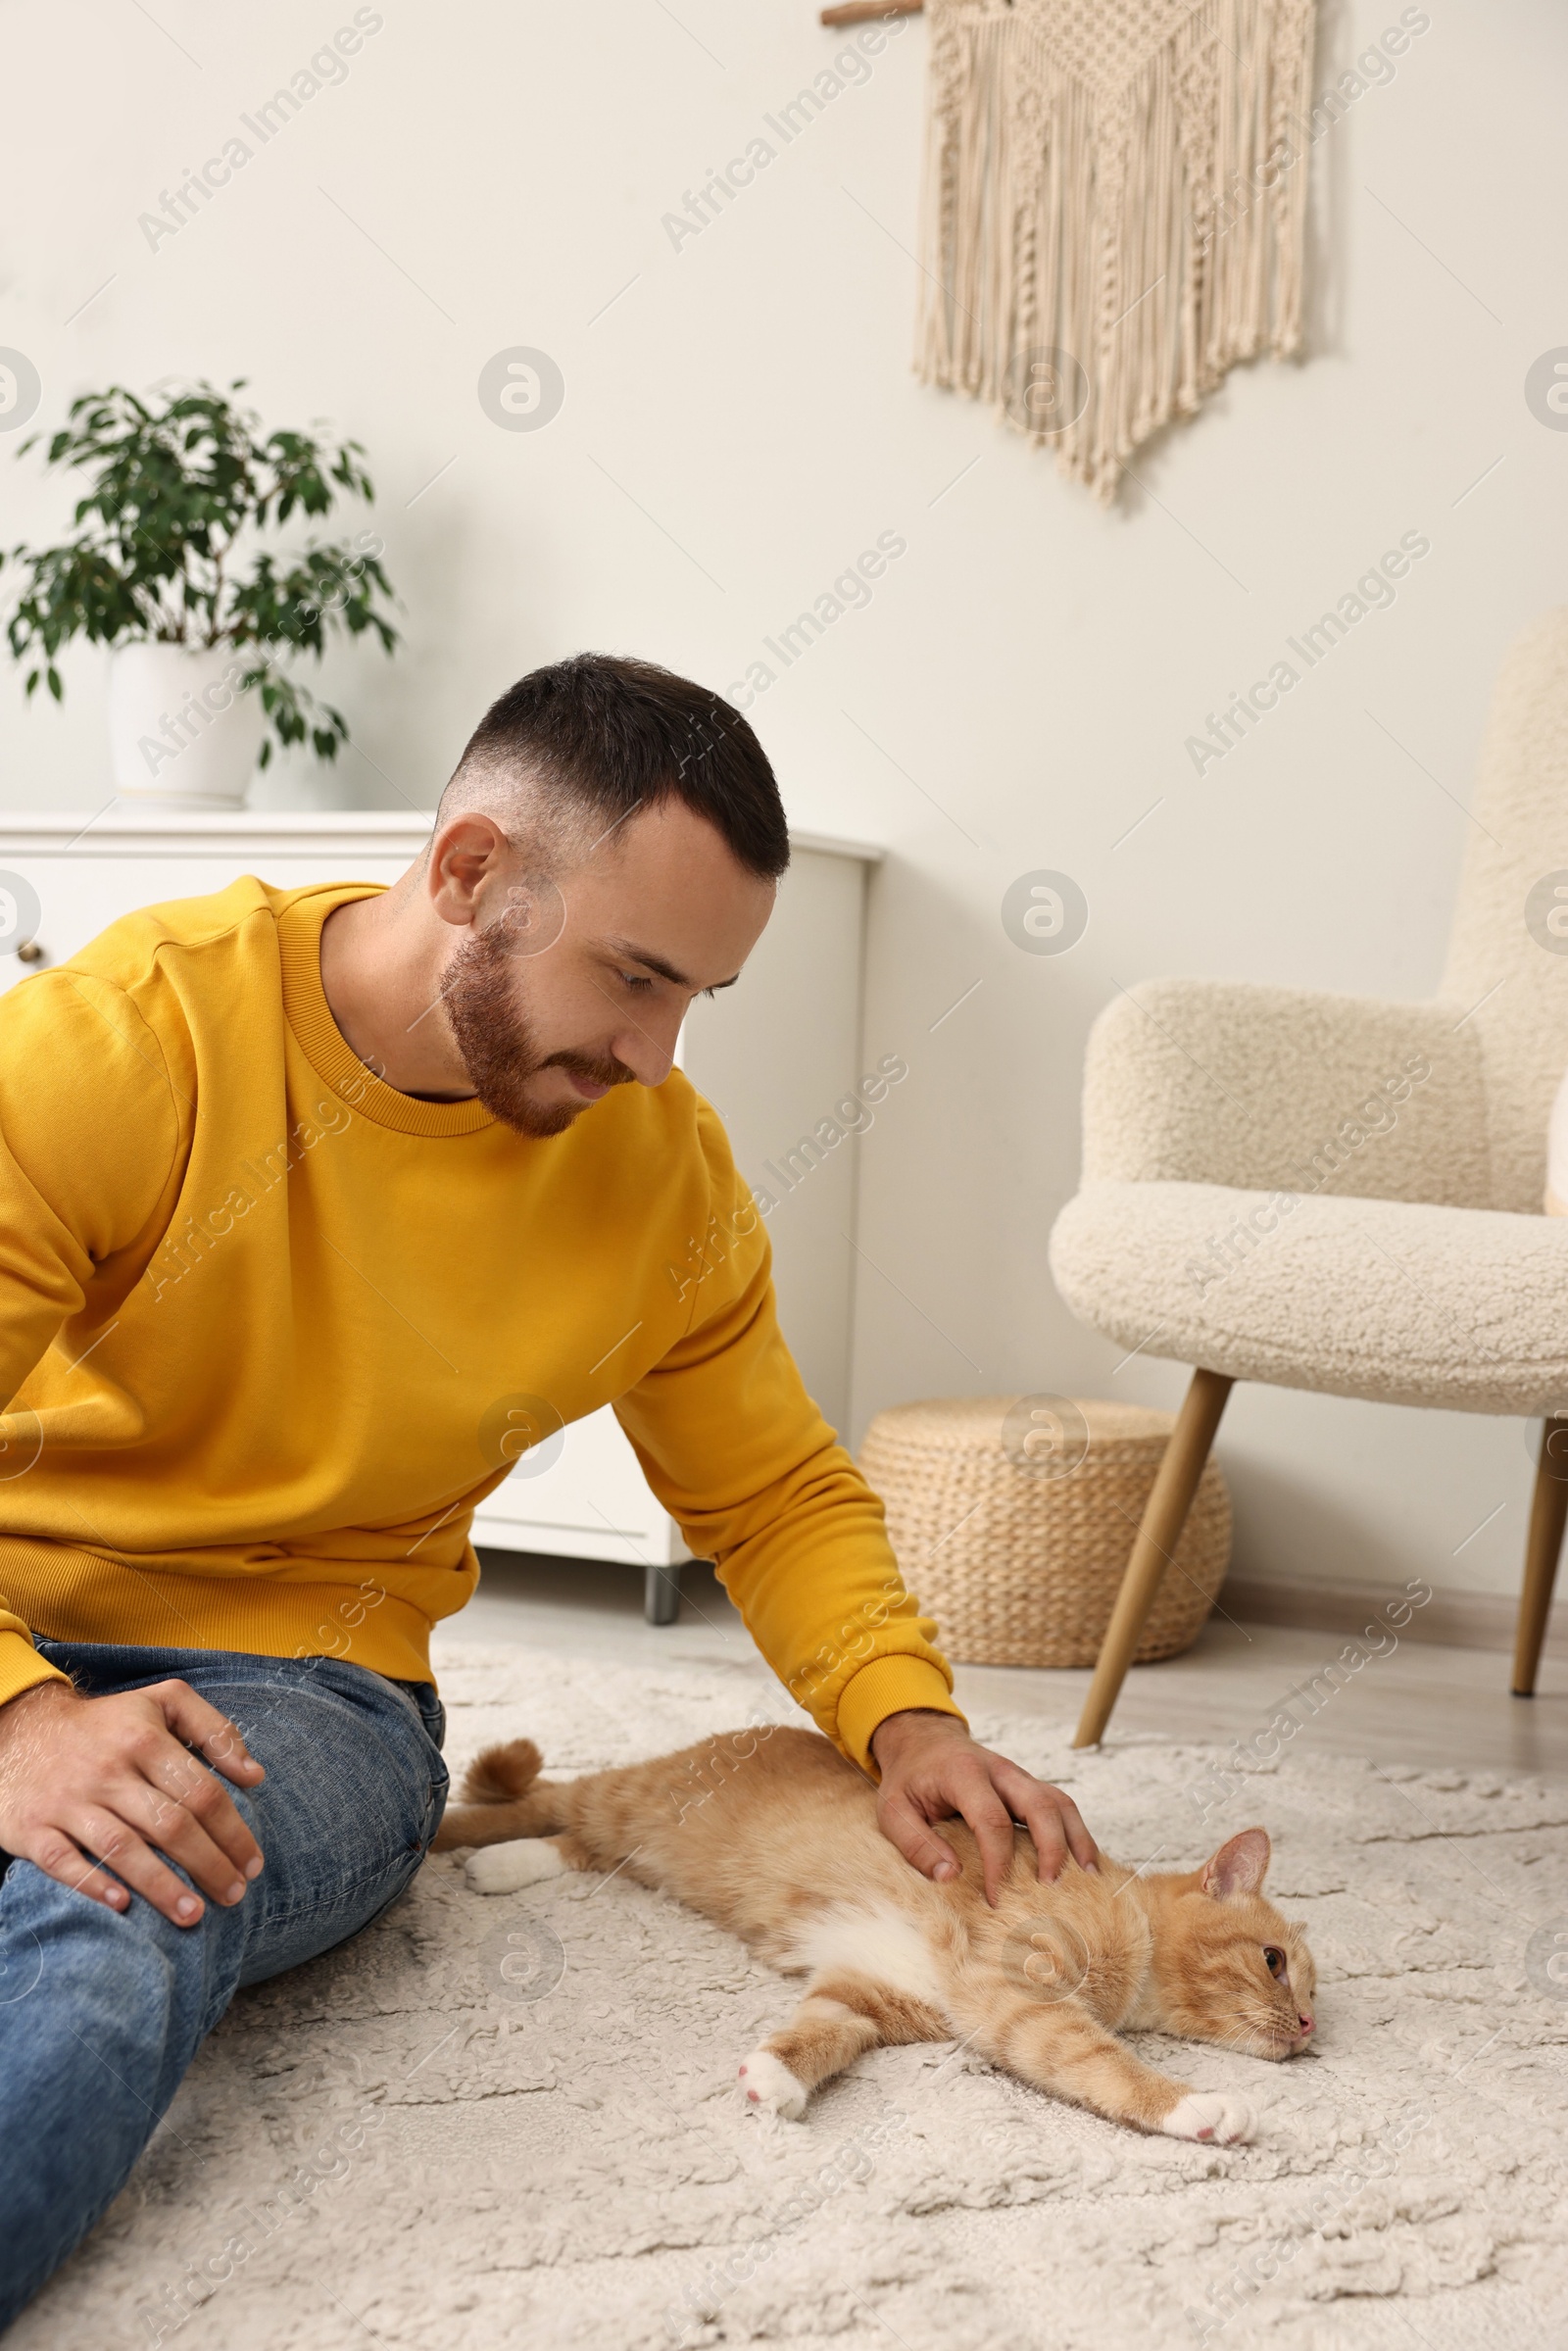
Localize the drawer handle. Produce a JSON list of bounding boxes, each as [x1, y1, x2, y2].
[[14, 941, 44, 964]]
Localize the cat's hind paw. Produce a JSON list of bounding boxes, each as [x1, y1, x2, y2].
[[738, 2050, 808, 2121], [466, 1839, 568, 1895], [1160, 2092, 1255, 2145]]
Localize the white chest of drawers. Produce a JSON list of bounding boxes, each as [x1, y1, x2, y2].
[[0, 809, 881, 1620]]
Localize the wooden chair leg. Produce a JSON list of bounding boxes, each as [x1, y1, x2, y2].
[[1512, 1416, 1568, 1696], [1072, 1368, 1235, 1749]]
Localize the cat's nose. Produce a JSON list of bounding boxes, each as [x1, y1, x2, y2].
[[1297, 2012, 1314, 2035]]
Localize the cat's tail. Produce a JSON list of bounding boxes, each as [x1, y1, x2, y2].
[[430, 1738, 571, 1851]]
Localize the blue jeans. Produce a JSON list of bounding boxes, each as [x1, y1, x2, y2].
[[0, 1641, 449, 2330]]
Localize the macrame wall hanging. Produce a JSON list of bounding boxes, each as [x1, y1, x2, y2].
[[911, 0, 1318, 504]]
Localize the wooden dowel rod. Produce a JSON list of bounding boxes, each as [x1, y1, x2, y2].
[[1072, 1368, 1235, 1749], [820, 1, 923, 25], [1513, 1417, 1568, 1695]]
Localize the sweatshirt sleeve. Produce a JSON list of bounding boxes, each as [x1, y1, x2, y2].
[[612, 1108, 963, 1775], [0, 968, 184, 1706]]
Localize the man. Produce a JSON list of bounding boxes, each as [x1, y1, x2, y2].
[[0, 655, 1095, 2321]]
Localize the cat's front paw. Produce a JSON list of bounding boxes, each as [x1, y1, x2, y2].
[[465, 1839, 567, 1895], [1160, 2092, 1255, 2145], [738, 2050, 808, 2121]]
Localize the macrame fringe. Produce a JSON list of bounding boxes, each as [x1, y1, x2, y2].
[[916, 0, 1317, 504]]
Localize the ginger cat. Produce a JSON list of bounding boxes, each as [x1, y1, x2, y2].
[[435, 1725, 1316, 2143]]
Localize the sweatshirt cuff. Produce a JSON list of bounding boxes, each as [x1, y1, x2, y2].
[[0, 1629, 69, 1710], [835, 1654, 967, 1779]]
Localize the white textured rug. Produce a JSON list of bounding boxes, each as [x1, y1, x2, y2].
[[16, 1637, 1568, 2351]]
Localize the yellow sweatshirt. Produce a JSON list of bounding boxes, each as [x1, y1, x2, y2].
[[0, 878, 959, 1770]]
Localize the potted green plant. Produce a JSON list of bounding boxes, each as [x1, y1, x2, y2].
[[2, 378, 399, 807]]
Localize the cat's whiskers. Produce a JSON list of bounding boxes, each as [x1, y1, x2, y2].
[[1205, 2007, 1293, 2057]]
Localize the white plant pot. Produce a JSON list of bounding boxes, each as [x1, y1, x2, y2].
[[109, 643, 267, 808]]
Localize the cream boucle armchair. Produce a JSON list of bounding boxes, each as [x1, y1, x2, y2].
[[1050, 609, 1568, 1745]]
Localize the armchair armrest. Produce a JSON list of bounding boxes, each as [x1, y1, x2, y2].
[[1080, 980, 1494, 1208]]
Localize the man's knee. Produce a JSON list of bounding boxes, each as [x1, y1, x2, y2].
[[1, 1854, 247, 2064]]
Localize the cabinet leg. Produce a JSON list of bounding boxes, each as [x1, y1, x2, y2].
[[645, 1561, 682, 1626], [1513, 1418, 1568, 1695], [1072, 1367, 1234, 1749]]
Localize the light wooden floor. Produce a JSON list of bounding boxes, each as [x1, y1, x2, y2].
[[461, 1550, 1568, 1782]]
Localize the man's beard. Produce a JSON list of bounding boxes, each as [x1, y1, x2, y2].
[[442, 921, 633, 1139]]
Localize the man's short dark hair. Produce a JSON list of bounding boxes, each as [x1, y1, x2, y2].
[[446, 653, 790, 880]]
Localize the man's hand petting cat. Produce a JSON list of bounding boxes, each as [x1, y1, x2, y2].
[[868, 1708, 1098, 1905]]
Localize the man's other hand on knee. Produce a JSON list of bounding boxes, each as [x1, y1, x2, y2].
[[0, 1678, 268, 1928]]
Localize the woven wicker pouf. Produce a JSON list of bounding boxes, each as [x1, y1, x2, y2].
[[858, 1395, 1232, 1669]]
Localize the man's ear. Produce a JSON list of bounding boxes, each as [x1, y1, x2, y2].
[[1200, 1827, 1270, 1898], [427, 813, 513, 928]]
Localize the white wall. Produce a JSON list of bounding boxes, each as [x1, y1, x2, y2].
[[1, 0, 1565, 1599]]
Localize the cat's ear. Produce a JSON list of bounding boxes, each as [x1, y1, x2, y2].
[[1200, 1828, 1270, 1899]]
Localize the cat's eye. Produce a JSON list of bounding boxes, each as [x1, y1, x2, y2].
[[1263, 1946, 1287, 1977]]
